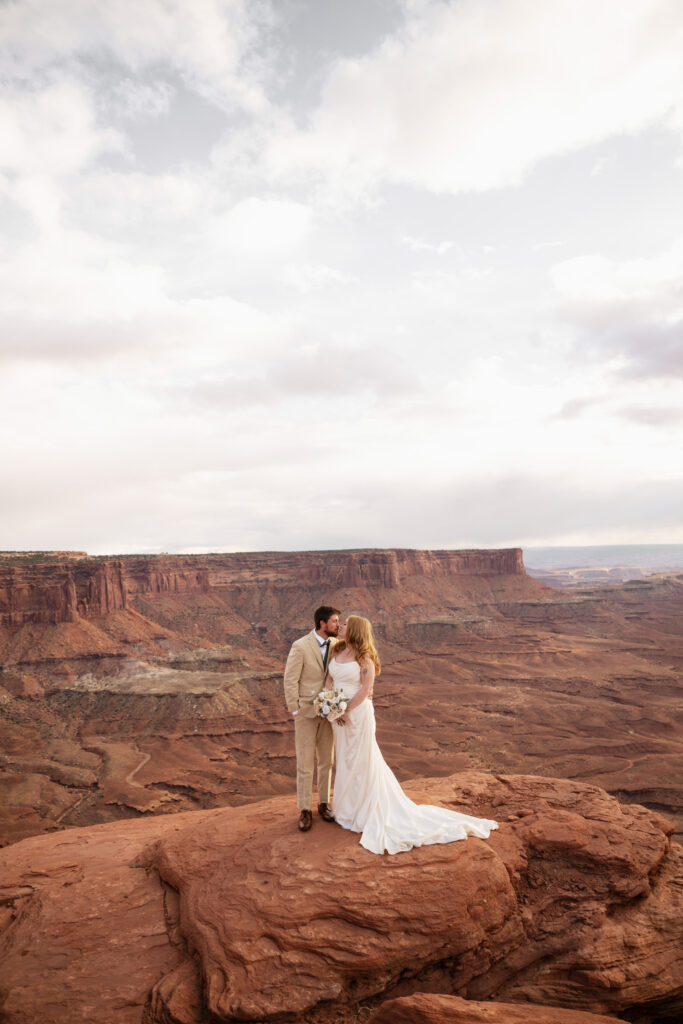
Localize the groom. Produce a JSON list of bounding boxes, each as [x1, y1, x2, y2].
[[283, 605, 340, 832]]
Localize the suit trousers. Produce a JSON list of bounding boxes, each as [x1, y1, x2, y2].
[[294, 714, 334, 810]]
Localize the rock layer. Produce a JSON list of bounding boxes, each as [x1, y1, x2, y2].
[[0, 773, 680, 1024], [370, 993, 630, 1024], [0, 560, 128, 625], [0, 549, 524, 632], [1, 553, 682, 848]]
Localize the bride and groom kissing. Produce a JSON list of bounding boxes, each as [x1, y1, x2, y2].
[[283, 605, 498, 856]]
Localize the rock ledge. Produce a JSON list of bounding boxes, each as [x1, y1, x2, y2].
[[0, 772, 680, 1024]]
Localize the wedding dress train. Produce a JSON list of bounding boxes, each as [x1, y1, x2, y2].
[[328, 658, 498, 855]]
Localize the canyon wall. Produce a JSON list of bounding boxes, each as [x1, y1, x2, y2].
[[0, 548, 524, 628], [1, 550, 681, 853], [0, 561, 128, 625]]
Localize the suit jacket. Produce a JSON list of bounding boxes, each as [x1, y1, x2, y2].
[[283, 630, 335, 719]]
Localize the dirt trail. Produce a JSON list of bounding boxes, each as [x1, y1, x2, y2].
[[125, 751, 151, 786]]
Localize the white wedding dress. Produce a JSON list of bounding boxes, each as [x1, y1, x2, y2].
[[328, 657, 498, 855]]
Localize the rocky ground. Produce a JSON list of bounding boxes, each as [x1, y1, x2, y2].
[[0, 772, 680, 1024]]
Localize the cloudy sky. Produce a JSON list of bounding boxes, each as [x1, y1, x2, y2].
[[1, 0, 682, 554]]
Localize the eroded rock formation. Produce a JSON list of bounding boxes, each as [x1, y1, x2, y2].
[[0, 560, 128, 626], [0, 773, 680, 1024], [0, 549, 524, 642], [370, 993, 631, 1024], [0, 552, 682, 848]]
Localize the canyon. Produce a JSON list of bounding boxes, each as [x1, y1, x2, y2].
[[0, 548, 682, 1023], [0, 548, 682, 849]]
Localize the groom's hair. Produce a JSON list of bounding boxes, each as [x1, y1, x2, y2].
[[314, 605, 340, 629]]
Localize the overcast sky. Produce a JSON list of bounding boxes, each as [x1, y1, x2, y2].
[[1, 0, 682, 554]]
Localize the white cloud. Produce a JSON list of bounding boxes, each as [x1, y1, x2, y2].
[[266, 0, 683, 195], [168, 337, 420, 412], [551, 242, 683, 321], [0, 228, 295, 369], [3, 174, 63, 233], [402, 235, 453, 256], [617, 405, 683, 427], [280, 263, 352, 293], [0, 0, 267, 112], [551, 239, 683, 376], [74, 169, 206, 230], [0, 79, 123, 232], [112, 78, 176, 119], [0, 80, 122, 178], [551, 397, 601, 420], [208, 196, 314, 256]]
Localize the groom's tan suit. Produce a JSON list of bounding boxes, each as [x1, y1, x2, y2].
[[284, 630, 335, 810]]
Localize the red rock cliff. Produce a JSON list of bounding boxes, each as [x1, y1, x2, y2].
[[0, 548, 524, 627], [203, 548, 524, 589], [0, 561, 127, 625]]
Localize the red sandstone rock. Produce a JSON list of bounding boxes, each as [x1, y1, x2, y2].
[[0, 560, 128, 626], [0, 549, 524, 630], [370, 993, 630, 1023], [0, 552, 682, 851], [1, 773, 679, 1024], [0, 813, 196, 1024]]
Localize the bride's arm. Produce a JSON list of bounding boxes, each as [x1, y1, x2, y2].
[[345, 656, 375, 713]]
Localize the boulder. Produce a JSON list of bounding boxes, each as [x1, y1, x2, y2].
[[370, 992, 630, 1023], [0, 772, 680, 1024]]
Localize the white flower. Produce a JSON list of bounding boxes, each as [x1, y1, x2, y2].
[[322, 704, 331, 715], [339, 702, 348, 711]]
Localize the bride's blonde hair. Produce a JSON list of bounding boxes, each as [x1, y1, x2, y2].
[[343, 614, 381, 675]]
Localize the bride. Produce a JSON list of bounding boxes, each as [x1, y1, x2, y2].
[[327, 614, 498, 855]]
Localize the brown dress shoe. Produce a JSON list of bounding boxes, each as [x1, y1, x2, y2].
[[298, 809, 313, 832], [318, 802, 336, 823]]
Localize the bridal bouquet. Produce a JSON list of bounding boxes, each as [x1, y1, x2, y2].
[[311, 688, 348, 724]]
